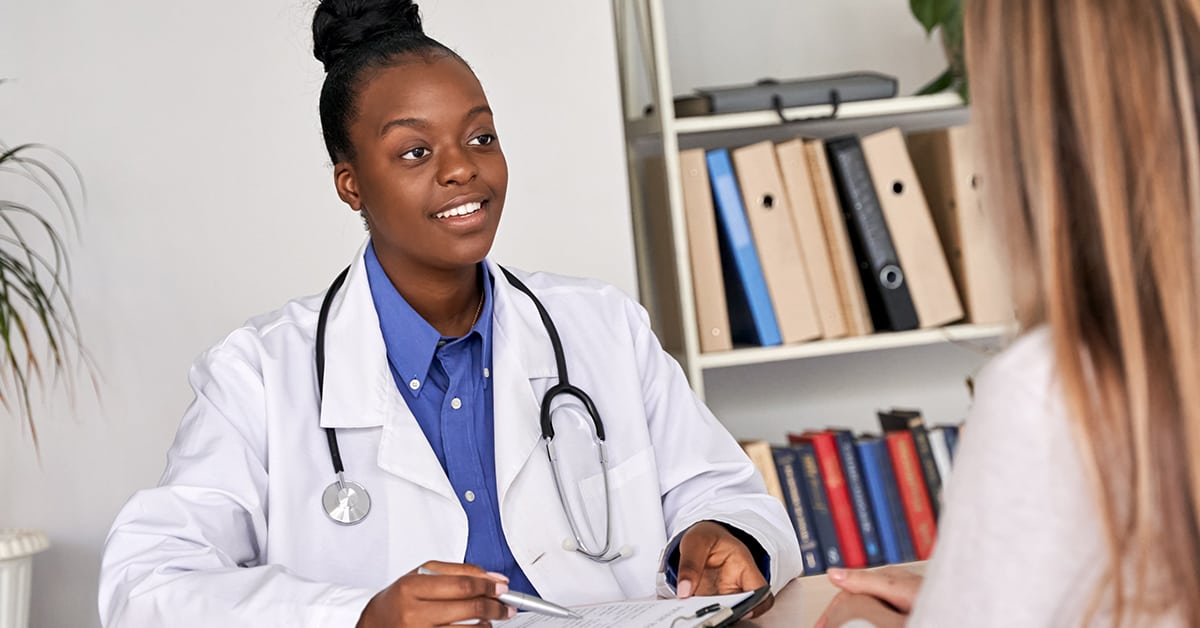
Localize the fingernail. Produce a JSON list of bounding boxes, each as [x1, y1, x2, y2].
[[495, 583, 509, 596], [828, 568, 847, 582], [677, 579, 693, 599], [486, 571, 510, 583], [507, 606, 517, 619]]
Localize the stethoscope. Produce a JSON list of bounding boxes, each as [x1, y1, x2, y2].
[[315, 265, 626, 563]]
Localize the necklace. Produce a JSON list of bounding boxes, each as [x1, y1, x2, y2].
[[466, 291, 484, 332]]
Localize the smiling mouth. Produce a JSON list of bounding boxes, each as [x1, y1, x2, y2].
[[434, 201, 484, 220]]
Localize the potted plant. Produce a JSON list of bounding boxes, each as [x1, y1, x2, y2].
[[0, 111, 90, 628], [910, 0, 967, 101]]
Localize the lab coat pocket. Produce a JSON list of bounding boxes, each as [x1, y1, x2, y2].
[[574, 447, 656, 548]]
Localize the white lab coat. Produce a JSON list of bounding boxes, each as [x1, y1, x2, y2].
[[98, 247, 802, 627]]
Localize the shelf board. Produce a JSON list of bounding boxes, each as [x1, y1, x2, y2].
[[697, 323, 1012, 370], [627, 93, 965, 138]]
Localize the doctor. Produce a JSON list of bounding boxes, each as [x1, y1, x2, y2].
[[98, 1, 802, 626]]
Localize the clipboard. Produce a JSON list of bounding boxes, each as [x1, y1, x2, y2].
[[695, 585, 772, 627]]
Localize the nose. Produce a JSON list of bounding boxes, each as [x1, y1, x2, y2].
[[437, 145, 478, 186]]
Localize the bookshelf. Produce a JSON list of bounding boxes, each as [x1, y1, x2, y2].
[[611, 0, 1011, 403]]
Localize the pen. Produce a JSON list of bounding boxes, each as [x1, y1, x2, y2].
[[416, 567, 582, 620]]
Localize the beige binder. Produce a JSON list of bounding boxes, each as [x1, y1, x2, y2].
[[731, 141, 822, 344], [907, 127, 1014, 324], [776, 139, 848, 339], [861, 129, 964, 328], [804, 140, 874, 336], [678, 149, 733, 353], [739, 440, 785, 504]]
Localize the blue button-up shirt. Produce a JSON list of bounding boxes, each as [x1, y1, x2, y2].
[[364, 244, 538, 595]]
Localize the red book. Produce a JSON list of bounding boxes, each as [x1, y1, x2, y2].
[[885, 430, 937, 559], [788, 431, 867, 568]]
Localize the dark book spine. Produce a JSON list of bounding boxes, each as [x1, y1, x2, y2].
[[876, 440, 917, 562], [771, 447, 825, 575], [824, 136, 918, 331], [909, 425, 943, 519], [832, 430, 885, 566], [942, 424, 960, 460], [854, 437, 903, 565], [794, 442, 844, 569]]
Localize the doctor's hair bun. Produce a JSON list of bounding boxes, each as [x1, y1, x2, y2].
[[312, 0, 426, 72]]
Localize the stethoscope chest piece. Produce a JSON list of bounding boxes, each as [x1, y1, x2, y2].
[[323, 473, 371, 525]]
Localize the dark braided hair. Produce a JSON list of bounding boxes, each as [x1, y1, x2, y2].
[[312, 0, 466, 164]]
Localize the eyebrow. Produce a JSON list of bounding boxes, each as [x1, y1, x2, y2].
[[379, 105, 494, 137]]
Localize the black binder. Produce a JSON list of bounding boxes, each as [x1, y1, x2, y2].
[[670, 72, 899, 118], [825, 136, 919, 331]]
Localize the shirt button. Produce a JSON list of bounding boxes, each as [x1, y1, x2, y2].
[[450, 397, 463, 410], [464, 490, 476, 503], [409, 379, 420, 391], [483, 367, 490, 378]]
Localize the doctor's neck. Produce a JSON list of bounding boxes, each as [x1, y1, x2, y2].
[[376, 250, 486, 338]]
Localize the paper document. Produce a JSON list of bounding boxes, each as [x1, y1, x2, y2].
[[499, 592, 753, 628]]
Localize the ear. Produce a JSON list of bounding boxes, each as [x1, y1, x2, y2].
[[334, 161, 363, 211]]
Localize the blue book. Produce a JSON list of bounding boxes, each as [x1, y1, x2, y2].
[[832, 430, 884, 566], [855, 437, 904, 565], [771, 447, 825, 575], [705, 148, 782, 346], [941, 424, 960, 461], [794, 442, 843, 568]]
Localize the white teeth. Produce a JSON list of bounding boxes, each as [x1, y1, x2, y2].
[[435, 201, 482, 219]]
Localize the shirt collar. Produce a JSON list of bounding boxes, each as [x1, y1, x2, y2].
[[364, 243, 494, 395]]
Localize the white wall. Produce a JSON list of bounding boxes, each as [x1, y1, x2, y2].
[[0, 2, 975, 627]]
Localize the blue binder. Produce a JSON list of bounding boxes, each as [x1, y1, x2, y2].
[[706, 149, 782, 347]]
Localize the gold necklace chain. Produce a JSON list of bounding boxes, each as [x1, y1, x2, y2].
[[466, 290, 484, 331]]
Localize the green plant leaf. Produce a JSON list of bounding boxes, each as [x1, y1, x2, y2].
[[909, 0, 959, 35], [916, 67, 956, 95]]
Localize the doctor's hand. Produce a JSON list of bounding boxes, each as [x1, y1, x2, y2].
[[356, 560, 514, 628], [675, 521, 774, 617], [813, 566, 922, 628]]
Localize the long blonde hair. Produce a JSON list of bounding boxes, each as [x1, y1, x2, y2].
[[966, 0, 1200, 623]]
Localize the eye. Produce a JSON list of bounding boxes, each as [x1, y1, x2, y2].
[[401, 146, 430, 160], [468, 133, 496, 147]]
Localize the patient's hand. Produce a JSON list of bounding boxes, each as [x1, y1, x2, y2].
[[815, 566, 923, 628]]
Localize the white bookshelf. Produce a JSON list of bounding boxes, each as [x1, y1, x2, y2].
[[611, 0, 1008, 402]]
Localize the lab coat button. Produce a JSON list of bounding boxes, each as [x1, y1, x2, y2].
[[464, 490, 476, 502], [450, 397, 463, 410], [409, 379, 420, 391]]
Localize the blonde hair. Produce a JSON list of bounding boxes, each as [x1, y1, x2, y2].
[[966, 0, 1200, 623]]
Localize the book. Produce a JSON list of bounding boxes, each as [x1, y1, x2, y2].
[[739, 440, 785, 504], [707, 149, 783, 346], [879, 409, 943, 518], [830, 429, 885, 566], [776, 139, 848, 339], [885, 430, 937, 560], [804, 140, 874, 336], [771, 446, 825, 575], [790, 431, 867, 568], [731, 142, 823, 344], [825, 136, 919, 331], [938, 423, 960, 460], [679, 149, 733, 353], [855, 436, 913, 564], [927, 427, 954, 490], [907, 127, 1014, 324], [794, 441, 844, 569], [861, 129, 964, 328]]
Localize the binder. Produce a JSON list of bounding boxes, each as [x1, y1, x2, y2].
[[776, 139, 848, 339], [678, 149, 734, 353], [804, 140, 874, 336], [673, 72, 900, 117], [861, 129, 964, 328], [731, 141, 822, 344], [739, 440, 785, 504], [706, 149, 783, 347], [907, 127, 1014, 324], [825, 136, 919, 331]]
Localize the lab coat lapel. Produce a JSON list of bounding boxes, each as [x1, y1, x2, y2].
[[488, 260, 557, 505], [321, 243, 456, 502]]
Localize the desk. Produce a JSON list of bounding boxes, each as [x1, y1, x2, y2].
[[744, 563, 926, 627]]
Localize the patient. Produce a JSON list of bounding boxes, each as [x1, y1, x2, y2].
[[818, 0, 1200, 626]]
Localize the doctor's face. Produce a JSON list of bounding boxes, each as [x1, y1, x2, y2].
[[336, 54, 507, 275]]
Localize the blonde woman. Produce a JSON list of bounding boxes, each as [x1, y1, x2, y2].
[[817, 0, 1200, 626]]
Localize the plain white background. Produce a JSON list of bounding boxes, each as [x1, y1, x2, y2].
[[0, 2, 978, 626]]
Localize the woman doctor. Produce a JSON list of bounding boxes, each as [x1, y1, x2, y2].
[[98, 2, 802, 626]]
